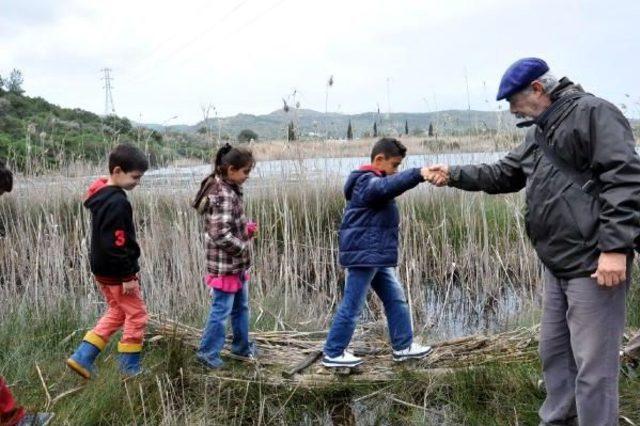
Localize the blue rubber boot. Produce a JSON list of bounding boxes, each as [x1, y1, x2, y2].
[[66, 331, 106, 379], [118, 342, 143, 377]]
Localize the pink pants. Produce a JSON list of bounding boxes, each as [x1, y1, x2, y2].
[[93, 284, 148, 344]]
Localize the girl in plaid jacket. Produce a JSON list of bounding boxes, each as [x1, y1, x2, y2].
[[192, 144, 257, 368]]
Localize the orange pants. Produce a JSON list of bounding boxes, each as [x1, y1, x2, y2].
[[93, 284, 148, 345]]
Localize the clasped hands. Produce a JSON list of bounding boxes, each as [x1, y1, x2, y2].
[[420, 164, 450, 187]]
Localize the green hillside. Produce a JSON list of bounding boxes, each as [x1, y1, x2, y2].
[[0, 90, 210, 172]]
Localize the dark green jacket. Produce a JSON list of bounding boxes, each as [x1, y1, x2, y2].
[[449, 80, 640, 278]]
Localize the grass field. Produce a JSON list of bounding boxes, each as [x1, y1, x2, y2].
[[1, 153, 638, 425]]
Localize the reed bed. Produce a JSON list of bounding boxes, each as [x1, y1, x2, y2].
[[147, 315, 541, 388], [0, 171, 540, 339], [2, 166, 640, 425]]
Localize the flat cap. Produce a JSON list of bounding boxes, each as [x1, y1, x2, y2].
[[496, 58, 549, 101]]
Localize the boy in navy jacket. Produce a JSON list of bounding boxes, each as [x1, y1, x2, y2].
[[323, 138, 433, 367]]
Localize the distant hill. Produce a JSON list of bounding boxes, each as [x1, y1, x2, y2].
[[149, 106, 639, 142], [179, 108, 522, 140]]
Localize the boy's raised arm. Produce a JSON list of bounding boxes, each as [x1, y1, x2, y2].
[[361, 168, 425, 204]]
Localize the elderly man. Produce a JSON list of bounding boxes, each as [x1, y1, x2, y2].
[[427, 58, 640, 425]]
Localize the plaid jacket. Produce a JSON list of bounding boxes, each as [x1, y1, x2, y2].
[[201, 176, 251, 276]]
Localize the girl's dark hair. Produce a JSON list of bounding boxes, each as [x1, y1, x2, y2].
[[213, 143, 255, 177], [191, 144, 255, 211]]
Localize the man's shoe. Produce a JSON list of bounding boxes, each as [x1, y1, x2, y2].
[[322, 351, 363, 368], [392, 343, 433, 362]]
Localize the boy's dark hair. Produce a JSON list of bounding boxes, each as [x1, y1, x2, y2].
[[0, 159, 13, 193], [108, 143, 149, 174], [214, 143, 255, 176], [370, 138, 407, 161]]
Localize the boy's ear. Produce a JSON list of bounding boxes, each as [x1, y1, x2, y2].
[[372, 154, 386, 163], [112, 166, 123, 175]]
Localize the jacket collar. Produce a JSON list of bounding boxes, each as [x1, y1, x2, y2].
[[516, 77, 587, 130], [536, 78, 586, 131], [358, 164, 385, 177], [217, 175, 243, 196]]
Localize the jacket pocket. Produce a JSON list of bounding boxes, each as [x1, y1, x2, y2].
[[525, 183, 586, 268], [561, 185, 599, 240]]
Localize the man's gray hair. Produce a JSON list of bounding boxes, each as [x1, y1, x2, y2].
[[520, 71, 560, 95]]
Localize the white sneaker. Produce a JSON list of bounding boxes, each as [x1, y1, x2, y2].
[[393, 343, 433, 362], [322, 351, 363, 368]]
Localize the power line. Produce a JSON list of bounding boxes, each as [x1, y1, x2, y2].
[[101, 68, 115, 115], [119, 1, 223, 78], [123, 0, 288, 87], [120, 0, 252, 85]]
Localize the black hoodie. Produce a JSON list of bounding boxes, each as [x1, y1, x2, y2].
[[83, 178, 140, 283]]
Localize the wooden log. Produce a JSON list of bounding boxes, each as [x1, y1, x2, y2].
[[282, 350, 322, 378]]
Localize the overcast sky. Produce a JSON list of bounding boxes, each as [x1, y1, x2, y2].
[[1, 0, 639, 124]]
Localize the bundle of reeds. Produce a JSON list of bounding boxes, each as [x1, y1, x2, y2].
[[147, 315, 541, 388]]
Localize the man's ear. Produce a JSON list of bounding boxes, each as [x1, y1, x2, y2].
[[531, 80, 545, 95]]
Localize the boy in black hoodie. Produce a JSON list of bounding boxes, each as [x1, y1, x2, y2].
[[67, 144, 149, 378]]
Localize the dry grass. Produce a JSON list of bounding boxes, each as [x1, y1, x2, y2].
[[246, 135, 522, 162], [0, 170, 540, 339]]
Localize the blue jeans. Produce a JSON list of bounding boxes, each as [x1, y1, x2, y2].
[[324, 267, 413, 357], [198, 279, 251, 365]]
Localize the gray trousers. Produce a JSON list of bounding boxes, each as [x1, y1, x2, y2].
[[538, 268, 629, 426]]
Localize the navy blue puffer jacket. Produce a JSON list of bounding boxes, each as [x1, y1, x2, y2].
[[338, 166, 424, 267]]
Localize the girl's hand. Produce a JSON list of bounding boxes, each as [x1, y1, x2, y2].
[[246, 221, 258, 238]]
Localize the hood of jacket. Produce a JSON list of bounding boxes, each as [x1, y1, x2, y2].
[[84, 178, 124, 211], [344, 165, 384, 200]]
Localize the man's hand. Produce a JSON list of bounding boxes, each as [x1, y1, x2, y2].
[[591, 252, 627, 287], [122, 279, 139, 295], [423, 164, 450, 187]]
